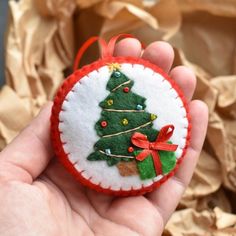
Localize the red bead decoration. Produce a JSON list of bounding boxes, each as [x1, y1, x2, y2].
[[123, 87, 130, 93], [128, 147, 134, 153], [101, 121, 107, 128]]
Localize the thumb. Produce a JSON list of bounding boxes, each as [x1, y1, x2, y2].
[[0, 102, 53, 183]]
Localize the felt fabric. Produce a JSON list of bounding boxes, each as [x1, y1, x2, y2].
[[100, 81, 147, 111], [136, 154, 156, 180], [58, 62, 189, 191], [88, 69, 176, 180], [95, 111, 153, 136], [87, 126, 157, 166], [159, 149, 176, 174], [107, 70, 130, 91], [134, 142, 176, 179], [116, 161, 139, 176], [88, 69, 165, 179]]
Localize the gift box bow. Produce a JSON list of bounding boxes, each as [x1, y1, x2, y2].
[[131, 125, 178, 175]]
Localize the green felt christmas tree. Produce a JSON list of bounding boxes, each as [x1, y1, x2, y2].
[[87, 64, 176, 180]]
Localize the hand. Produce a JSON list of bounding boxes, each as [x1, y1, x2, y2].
[[0, 39, 208, 236]]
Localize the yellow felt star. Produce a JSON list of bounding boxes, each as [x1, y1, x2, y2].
[[107, 63, 121, 72]]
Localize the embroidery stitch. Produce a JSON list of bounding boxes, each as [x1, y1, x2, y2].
[[102, 121, 153, 138], [111, 80, 131, 92], [104, 109, 145, 112], [99, 150, 134, 159]]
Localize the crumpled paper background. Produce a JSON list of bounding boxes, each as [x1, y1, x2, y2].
[[1, 0, 236, 234]]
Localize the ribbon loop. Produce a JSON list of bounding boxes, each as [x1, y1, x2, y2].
[[73, 36, 108, 72], [73, 34, 145, 71], [157, 125, 175, 142], [131, 132, 149, 149], [106, 34, 135, 57], [73, 34, 135, 71]]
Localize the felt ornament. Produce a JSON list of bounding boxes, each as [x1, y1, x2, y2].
[[51, 34, 191, 196]]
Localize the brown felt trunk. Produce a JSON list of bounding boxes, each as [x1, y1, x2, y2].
[[116, 161, 139, 176]]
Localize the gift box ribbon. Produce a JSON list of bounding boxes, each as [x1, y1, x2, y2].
[[131, 125, 178, 175]]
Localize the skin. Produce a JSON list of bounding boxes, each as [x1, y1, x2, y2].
[[0, 39, 208, 236]]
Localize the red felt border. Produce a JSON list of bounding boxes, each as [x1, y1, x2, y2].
[[51, 57, 191, 197]]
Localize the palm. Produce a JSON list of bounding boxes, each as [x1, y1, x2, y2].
[[0, 40, 208, 236], [32, 161, 161, 235]]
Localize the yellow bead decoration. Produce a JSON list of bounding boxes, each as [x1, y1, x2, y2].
[[107, 99, 113, 106], [150, 114, 157, 121], [122, 118, 129, 125]]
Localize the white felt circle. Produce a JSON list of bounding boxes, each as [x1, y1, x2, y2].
[[59, 63, 189, 191]]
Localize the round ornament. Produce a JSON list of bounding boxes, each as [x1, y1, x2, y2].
[[128, 147, 134, 153], [51, 35, 191, 196], [123, 87, 130, 93]]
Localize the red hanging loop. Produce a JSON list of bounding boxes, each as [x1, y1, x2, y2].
[[107, 34, 146, 56], [73, 34, 145, 71], [107, 34, 135, 56], [73, 36, 108, 72]]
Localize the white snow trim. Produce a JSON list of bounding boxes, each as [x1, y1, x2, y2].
[[59, 63, 189, 191]]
